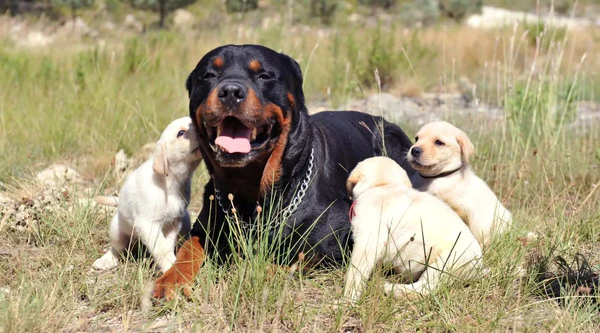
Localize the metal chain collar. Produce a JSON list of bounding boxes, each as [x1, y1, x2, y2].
[[214, 148, 315, 231], [277, 148, 314, 223]]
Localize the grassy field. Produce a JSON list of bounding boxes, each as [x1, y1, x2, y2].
[[1, 14, 600, 332]]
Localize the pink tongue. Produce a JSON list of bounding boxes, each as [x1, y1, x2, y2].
[[215, 123, 252, 154]]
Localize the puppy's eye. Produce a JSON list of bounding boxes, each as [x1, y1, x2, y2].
[[435, 140, 445, 146], [414, 136, 419, 141], [177, 130, 186, 138], [203, 72, 216, 79], [257, 73, 271, 81]]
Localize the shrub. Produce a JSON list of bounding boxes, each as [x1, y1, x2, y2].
[[399, 0, 440, 27], [224, 0, 259, 13], [524, 22, 567, 53], [352, 25, 438, 91], [358, 0, 396, 9], [104, 0, 126, 21], [52, 0, 95, 20], [438, 0, 483, 22], [123, 37, 147, 74], [271, 0, 340, 25], [553, 0, 572, 15], [505, 80, 578, 145], [309, 0, 338, 25], [129, 0, 197, 28], [355, 23, 397, 90]]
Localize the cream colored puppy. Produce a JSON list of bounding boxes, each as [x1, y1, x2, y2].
[[92, 117, 202, 273], [407, 121, 512, 247], [344, 157, 484, 302]]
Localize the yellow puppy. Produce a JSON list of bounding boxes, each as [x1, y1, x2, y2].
[[344, 157, 484, 302], [93, 117, 202, 273], [407, 121, 512, 247]]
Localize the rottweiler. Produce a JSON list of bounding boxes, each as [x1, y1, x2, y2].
[[153, 44, 414, 299]]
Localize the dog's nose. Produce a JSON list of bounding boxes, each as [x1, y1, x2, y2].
[[411, 147, 422, 157], [218, 83, 246, 106]]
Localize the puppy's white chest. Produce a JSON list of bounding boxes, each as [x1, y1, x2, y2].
[[159, 195, 186, 221]]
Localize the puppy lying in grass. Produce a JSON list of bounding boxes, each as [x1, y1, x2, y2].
[[344, 157, 484, 302], [92, 117, 202, 273], [408, 121, 512, 247]]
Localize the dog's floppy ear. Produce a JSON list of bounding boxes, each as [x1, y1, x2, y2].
[[456, 131, 474, 163], [185, 72, 194, 98], [287, 56, 303, 87], [152, 142, 169, 177], [283, 54, 305, 106]]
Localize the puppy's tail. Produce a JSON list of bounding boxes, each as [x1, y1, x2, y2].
[[529, 251, 599, 310], [94, 195, 119, 207]]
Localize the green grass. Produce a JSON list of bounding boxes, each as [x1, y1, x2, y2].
[[1, 17, 599, 332]]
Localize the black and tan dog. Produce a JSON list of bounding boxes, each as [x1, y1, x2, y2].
[[153, 44, 414, 299]]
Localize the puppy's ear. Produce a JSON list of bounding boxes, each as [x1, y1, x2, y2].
[[152, 142, 169, 177], [456, 131, 474, 163]]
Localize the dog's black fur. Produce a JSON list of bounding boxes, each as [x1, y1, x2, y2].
[[184, 44, 414, 266], [532, 252, 599, 310]]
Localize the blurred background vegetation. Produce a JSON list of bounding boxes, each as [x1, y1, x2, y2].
[[0, 0, 599, 180], [0, 0, 597, 29]]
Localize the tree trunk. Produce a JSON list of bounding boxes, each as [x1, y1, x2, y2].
[[159, 0, 166, 29], [309, 0, 316, 16]]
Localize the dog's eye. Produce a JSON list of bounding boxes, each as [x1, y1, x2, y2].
[[203, 72, 216, 80], [414, 136, 419, 141], [177, 130, 186, 138], [435, 140, 445, 146], [257, 73, 271, 81]]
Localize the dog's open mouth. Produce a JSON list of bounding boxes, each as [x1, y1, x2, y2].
[[206, 117, 273, 154]]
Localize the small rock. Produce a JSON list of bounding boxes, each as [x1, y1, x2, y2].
[[124, 15, 144, 33], [16, 31, 54, 48], [261, 14, 281, 30], [114, 150, 131, 173], [60, 17, 91, 35], [466, 6, 593, 30], [308, 92, 507, 126], [0, 192, 10, 205], [347, 13, 362, 23], [341, 93, 423, 122], [102, 21, 116, 31], [141, 143, 155, 160], [173, 9, 195, 31], [36, 164, 84, 187]]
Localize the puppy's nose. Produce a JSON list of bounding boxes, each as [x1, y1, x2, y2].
[[411, 147, 422, 157], [218, 83, 246, 106]]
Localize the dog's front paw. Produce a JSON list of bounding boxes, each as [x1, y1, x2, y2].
[[152, 265, 193, 301], [92, 251, 119, 271]]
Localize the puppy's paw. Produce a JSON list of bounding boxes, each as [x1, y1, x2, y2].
[[92, 251, 119, 271], [332, 297, 356, 311], [382, 282, 396, 296], [383, 282, 420, 300], [156, 255, 176, 273]]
